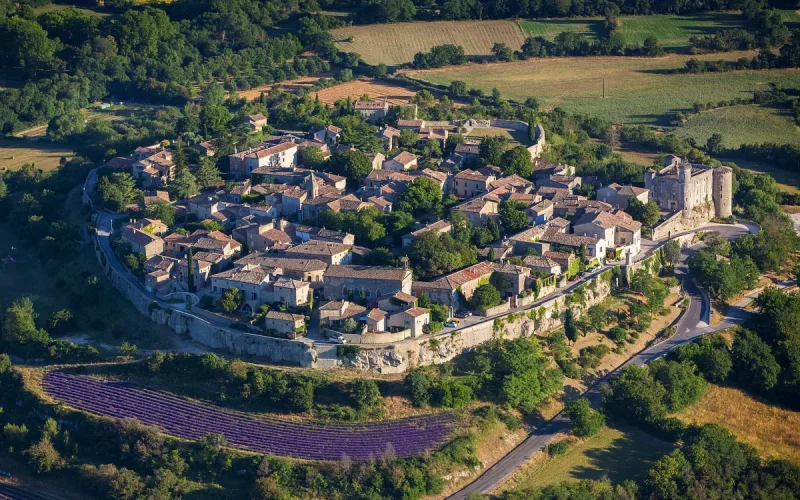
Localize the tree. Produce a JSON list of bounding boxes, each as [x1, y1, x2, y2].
[[662, 240, 681, 271], [405, 369, 431, 407], [706, 133, 724, 156], [565, 398, 605, 438], [143, 199, 175, 226], [479, 135, 509, 165], [24, 438, 65, 474], [200, 105, 232, 136], [2, 296, 39, 344], [171, 167, 198, 200], [398, 129, 418, 148], [398, 176, 442, 215], [187, 248, 195, 293], [329, 150, 371, 185], [500, 145, 533, 178], [642, 36, 664, 56], [649, 359, 707, 412], [0, 16, 56, 72], [671, 334, 732, 384], [350, 379, 381, 411], [471, 283, 502, 311], [626, 198, 660, 228], [564, 308, 579, 345], [220, 288, 243, 314], [499, 201, 529, 233], [449, 80, 468, 97], [491, 42, 514, 62], [47, 110, 86, 142], [732, 327, 780, 393], [195, 157, 222, 189], [98, 173, 139, 211], [301, 146, 325, 169]]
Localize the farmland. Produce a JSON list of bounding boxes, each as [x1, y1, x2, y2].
[[333, 12, 800, 66], [403, 51, 800, 125], [676, 384, 800, 464], [503, 424, 673, 492], [312, 78, 418, 106], [42, 370, 456, 461], [0, 139, 73, 172], [333, 20, 527, 66], [674, 105, 800, 148], [522, 11, 800, 50]]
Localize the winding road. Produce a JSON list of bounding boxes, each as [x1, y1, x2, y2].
[[448, 223, 758, 499]]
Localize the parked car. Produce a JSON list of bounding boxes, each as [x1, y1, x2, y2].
[[455, 311, 472, 318], [331, 336, 347, 344], [445, 320, 458, 328]]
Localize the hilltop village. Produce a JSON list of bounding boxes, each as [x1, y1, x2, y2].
[[105, 108, 731, 344]]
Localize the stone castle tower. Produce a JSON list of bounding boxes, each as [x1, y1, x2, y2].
[[712, 165, 733, 218]]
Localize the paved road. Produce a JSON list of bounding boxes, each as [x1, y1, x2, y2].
[[0, 482, 65, 500], [448, 223, 755, 499]]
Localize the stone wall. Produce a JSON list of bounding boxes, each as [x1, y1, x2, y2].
[[341, 276, 613, 373], [94, 241, 316, 366], [652, 201, 715, 240]]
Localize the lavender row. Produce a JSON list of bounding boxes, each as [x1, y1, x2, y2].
[[43, 371, 455, 461]]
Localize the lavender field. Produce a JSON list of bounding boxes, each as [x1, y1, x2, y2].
[[42, 371, 455, 461]]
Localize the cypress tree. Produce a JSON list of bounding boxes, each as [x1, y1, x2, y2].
[[187, 248, 195, 293]]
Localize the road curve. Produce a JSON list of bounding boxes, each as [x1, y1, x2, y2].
[[448, 223, 754, 499]]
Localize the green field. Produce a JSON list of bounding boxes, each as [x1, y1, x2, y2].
[[505, 424, 673, 492], [404, 51, 800, 125], [520, 12, 800, 50], [675, 104, 800, 148]]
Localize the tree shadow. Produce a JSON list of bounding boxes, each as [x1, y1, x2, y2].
[[569, 423, 673, 484]]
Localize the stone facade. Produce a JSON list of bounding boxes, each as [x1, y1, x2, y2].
[[645, 156, 732, 218]]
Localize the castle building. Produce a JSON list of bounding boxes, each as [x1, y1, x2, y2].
[[644, 156, 732, 219]]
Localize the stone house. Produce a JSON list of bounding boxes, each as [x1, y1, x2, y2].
[[247, 114, 268, 131], [523, 255, 562, 276], [263, 277, 310, 308], [540, 230, 607, 264], [364, 308, 387, 333], [538, 174, 582, 191], [312, 125, 341, 145], [192, 140, 216, 157], [419, 168, 449, 192], [411, 261, 496, 311], [451, 197, 498, 227], [365, 152, 386, 171], [318, 300, 366, 330], [210, 263, 273, 314], [573, 210, 642, 259], [133, 150, 175, 188], [453, 143, 480, 161], [417, 127, 448, 147], [187, 195, 223, 220], [543, 250, 576, 275], [452, 169, 495, 198], [142, 190, 170, 207], [235, 254, 327, 283], [529, 199, 554, 225], [122, 228, 164, 258], [377, 126, 401, 150], [264, 310, 305, 337], [507, 226, 548, 256], [128, 218, 168, 236], [491, 263, 530, 298], [596, 183, 650, 209], [323, 260, 413, 301], [293, 225, 355, 245], [402, 219, 452, 247], [383, 151, 418, 172], [228, 142, 299, 179], [386, 307, 430, 338], [377, 291, 418, 313], [354, 99, 389, 122], [284, 241, 353, 265]]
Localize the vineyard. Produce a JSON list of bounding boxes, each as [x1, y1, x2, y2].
[[42, 371, 455, 461]]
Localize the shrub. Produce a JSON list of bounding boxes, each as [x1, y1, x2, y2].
[[547, 440, 570, 456], [565, 398, 605, 438]]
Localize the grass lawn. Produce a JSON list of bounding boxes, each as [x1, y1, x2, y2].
[[0, 138, 74, 172], [505, 424, 673, 491], [403, 51, 800, 125], [333, 20, 527, 66], [676, 384, 800, 464], [465, 126, 532, 146], [721, 157, 800, 194], [674, 105, 800, 148]]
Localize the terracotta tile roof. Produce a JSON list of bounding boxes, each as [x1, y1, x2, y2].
[[286, 241, 351, 256], [402, 307, 429, 318], [262, 229, 293, 244], [122, 228, 161, 246], [355, 100, 388, 110], [489, 174, 533, 191], [453, 198, 495, 213], [265, 310, 304, 322], [575, 210, 642, 233], [236, 254, 328, 272], [324, 265, 410, 281], [379, 126, 401, 138], [389, 291, 417, 303], [524, 255, 561, 269], [365, 308, 387, 321], [368, 196, 392, 208], [541, 229, 601, 247], [410, 219, 452, 237], [390, 151, 417, 165], [454, 143, 479, 155], [211, 264, 271, 284], [543, 250, 574, 261], [272, 277, 307, 289], [397, 119, 424, 128], [249, 113, 267, 122], [454, 169, 491, 182]]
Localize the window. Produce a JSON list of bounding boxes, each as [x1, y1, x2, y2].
[[213, 286, 217, 292], [342, 286, 349, 296], [376, 289, 382, 298], [252, 292, 257, 300]]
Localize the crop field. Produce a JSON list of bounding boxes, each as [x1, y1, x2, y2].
[[505, 424, 673, 491], [465, 126, 531, 146], [677, 384, 800, 464], [313, 78, 418, 106], [674, 105, 800, 148], [522, 12, 800, 50], [333, 20, 527, 66], [404, 51, 800, 125], [0, 139, 73, 172], [42, 371, 456, 461]]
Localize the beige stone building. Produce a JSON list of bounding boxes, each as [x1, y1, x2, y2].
[[323, 261, 413, 301], [597, 183, 650, 209], [645, 156, 732, 218], [264, 310, 305, 337], [122, 228, 164, 258]]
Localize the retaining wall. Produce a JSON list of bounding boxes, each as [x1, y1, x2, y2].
[[652, 202, 714, 240]]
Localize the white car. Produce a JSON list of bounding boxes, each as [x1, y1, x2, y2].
[[331, 336, 347, 344]]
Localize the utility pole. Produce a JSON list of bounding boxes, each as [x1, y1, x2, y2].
[[602, 79, 605, 99]]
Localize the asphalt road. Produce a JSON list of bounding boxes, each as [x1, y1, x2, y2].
[[448, 223, 755, 499]]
